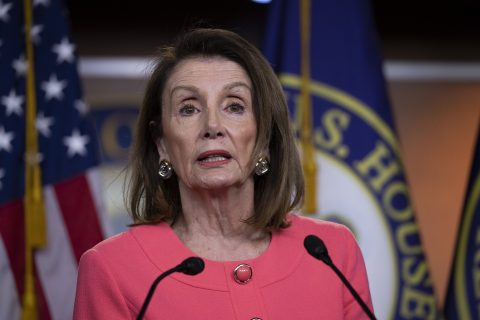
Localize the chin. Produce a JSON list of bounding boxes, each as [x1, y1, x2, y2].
[[198, 177, 237, 190], [194, 172, 246, 190]]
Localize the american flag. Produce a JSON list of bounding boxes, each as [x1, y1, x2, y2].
[[0, 0, 110, 319]]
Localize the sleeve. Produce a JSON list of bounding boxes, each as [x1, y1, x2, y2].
[[73, 248, 133, 320], [339, 226, 375, 319]]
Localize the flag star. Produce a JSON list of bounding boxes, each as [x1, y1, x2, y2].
[[1, 89, 24, 116], [41, 74, 67, 100], [63, 129, 90, 157], [52, 37, 75, 64], [36, 112, 54, 137], [0, 126, 14, 152], [0, 1, 12, 23], [0, 168, 4, 190], [74, 99, 89, 115], [33, 0, 50, 6], [12, 55, 27, 76], [30, 25, 43, 43]]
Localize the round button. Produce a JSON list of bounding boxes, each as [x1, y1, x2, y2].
[[233, 263, 252, 284], [251, 318, 262, 320]]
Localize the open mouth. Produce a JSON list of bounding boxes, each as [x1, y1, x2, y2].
[[197, 150, 232, 163]]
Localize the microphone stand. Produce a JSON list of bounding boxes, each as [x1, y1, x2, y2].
[[304, 234, 376, 320], [136, 266, 182, 320], [137, 257, 204, 320], [322, 256, 376, 320]]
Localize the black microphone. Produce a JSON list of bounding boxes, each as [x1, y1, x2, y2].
[[304, 235, 376, 320], [136, 257, 205, 320]]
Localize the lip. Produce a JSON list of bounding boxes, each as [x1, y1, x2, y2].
[[197, 149, 232, 168], [197, 149, 232, 160]]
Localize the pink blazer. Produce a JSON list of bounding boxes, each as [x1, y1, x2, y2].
[[73, 214, 374, 319]]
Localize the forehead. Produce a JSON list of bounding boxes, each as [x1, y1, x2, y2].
[[163, 56, 251, 95]]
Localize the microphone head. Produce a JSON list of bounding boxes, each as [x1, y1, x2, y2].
[[179, 257, 205, 275], [304, 234, 332, 265]]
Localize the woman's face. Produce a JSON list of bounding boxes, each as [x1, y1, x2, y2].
[[157, 56, 257, 191]]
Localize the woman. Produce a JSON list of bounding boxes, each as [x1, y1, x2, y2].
[[74, 28, 374, 319]]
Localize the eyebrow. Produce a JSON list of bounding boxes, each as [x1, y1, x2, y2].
[[170, 81, 252, 99], [170, 85, 199, 99], [225, 81, 252, 93]]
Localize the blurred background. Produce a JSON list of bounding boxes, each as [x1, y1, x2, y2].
[[67, 0, 479, 311]]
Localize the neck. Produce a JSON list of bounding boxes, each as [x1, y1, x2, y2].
[[172, 180, 270, 261]]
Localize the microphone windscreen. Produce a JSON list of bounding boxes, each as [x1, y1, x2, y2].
[[304, 234, 331, 265], [180, 257, 205, 275]]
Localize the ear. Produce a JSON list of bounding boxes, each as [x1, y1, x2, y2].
[[150, 119, 171, 161], [155, 137, 170, 161], [261, 146, 270, 160]]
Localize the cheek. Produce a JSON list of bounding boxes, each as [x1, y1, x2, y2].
[[238, 124, 257, 153], [162, 120, 192, 155], [164, 131, 199, 166], [167, 138, 190, 160]]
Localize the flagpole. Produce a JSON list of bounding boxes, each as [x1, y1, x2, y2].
[[300, 0, 317, 213], [22, 0, 47, 318]]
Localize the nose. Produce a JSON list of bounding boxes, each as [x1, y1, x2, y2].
[[203, 109, 224, 139]]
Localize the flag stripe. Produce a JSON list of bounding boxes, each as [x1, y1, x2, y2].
[[34, 265, 53, 320], [0, 200, 26, 297], [35, 186, 78, 320], [0, 236, 21, 320], [54, 174, 104, 262], [86, 168, 113, 237], [0, 199, 53, 320]]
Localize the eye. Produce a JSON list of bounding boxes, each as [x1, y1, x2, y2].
[[179, 104, 198, 116], [227, 103, 245, 114]]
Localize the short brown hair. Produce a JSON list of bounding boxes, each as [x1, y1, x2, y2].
[[126, 28, 304, 230]]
